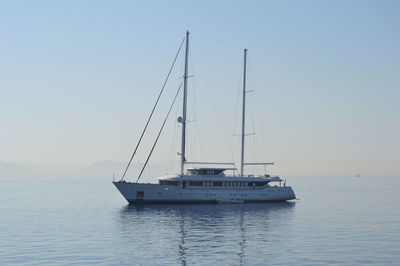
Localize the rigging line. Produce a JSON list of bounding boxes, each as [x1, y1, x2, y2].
[[194, 44, 234, 160], [166, 105, 179, 174], [137, 82, 183, 182], [247, 55, 268, 162], [192, 33, 242, 50], [248, 54, 286, 176], [188, 46, 196, 160], [121, 36, 185, 180], [231, 60, 244, 163], [189, 53, 204, 161]]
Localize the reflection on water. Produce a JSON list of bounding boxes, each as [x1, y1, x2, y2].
[[116, 203, 295, 265], [4, 176, 399, 265]]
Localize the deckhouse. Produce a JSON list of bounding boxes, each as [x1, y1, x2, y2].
[[158, 168, 284, 189]]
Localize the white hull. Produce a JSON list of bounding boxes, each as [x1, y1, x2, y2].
[[113, 182, 296, 204]]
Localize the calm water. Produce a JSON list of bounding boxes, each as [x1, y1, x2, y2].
[[1, 176, 399, 265]]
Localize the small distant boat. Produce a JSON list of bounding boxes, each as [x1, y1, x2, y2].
[[357, 168, 360, 177], [113, 31, 296, 204]]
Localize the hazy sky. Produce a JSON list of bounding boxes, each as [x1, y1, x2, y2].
[[1, 0, 399, 177]]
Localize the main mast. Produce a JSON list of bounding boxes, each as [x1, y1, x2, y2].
[[180, 31, 190, 175], [240, 49, 247, 176]]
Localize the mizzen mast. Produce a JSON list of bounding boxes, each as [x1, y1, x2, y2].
[[240, 49, 247, 176], [240, 49, 274, 175]]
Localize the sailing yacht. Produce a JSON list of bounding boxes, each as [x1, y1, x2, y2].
[[113, 31, 296, 203]]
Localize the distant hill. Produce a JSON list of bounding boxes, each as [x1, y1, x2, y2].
[[82, 160, 126, 172], [79, 160, 128, 178], [0, 160, 43, 177], [0, 159, 176, 180]]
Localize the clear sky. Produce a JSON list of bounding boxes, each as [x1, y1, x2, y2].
[[1, 0, 399, 177]]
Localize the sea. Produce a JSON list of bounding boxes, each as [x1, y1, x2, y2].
[[1, 175, 399, 265]]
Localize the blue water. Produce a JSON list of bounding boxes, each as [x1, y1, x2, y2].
[[1, 176, 399, 265]]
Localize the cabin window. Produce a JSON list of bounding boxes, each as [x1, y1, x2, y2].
[[186, 169, 224, 175], [160, 181, 179, 186], [255, 182, 268, 187], [214, 182, 223, 186], [189, 181, 203, 186]]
